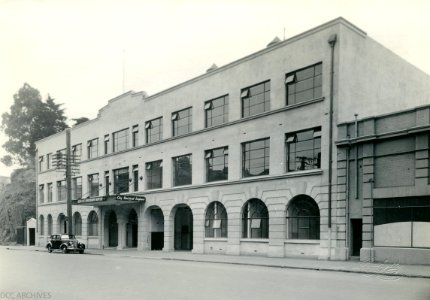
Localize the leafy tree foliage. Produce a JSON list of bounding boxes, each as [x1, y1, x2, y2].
[[72, 117, 90, 126], [1, 83, 68, 166]]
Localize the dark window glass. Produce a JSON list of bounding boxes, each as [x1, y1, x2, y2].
[[286, 63, 322, 105], [57, 180, 67, 201], [39, 156, 44, 172], [206, 147, 228, 182], [132, 125, 139, 147], [88, 211, 98, 236], [374, 198, 430, 226], [146, 160, 163, 190], [114, 167, 129, 193], [172, 108, 192, 137], [105, 171, 110, 196], [73, 212, 82, 236], [205, 201, 228, 238], [47, 215, 53, 235], [242, 138, 270, 177], [242, 199, 269, 238], [39, 215, 44, 235], [241, 81, 270, 118], [87, 138, 98, 159], [287, 196, 320, 240], [46, 153, 51, 169], [146, 117, 163, 144], [47, 183, 53, 203], [72, 144, 82, 164], [88, 174, 99, 197], [54, 149, 66, 168], [173, 155, 192, 186], [286, 128, 321, 172], [113, 128, 129, 152], [205, 95, 229, 127], [39, 184, 44, 203], [104, 135, 110, 155], [133, 165, 139, 191], [72, 177, 82, 200]]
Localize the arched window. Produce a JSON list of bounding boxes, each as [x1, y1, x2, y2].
[[205, 201, 227, 238], [286, 195, 320, 240], [39, 215, 44, 235], [242, 199, 269, 238], [73, 212, 82, 236], [47, 215, 53, 235], [88, 211, 99, 236]]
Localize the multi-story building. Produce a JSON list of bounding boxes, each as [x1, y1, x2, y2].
[[35, 17, 430, 264]]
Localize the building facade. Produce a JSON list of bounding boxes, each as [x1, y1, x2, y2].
[[35, 18, 430, 264]]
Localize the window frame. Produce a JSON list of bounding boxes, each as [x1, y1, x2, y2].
[[205, 95, 229, 128], [285, 63, 322, 106], [146, 117, 163, 144], [112, 128, 129, 153], [87, 138, 99, 159], [146, 160, 163, 190], [242, 138, 270, 178], [172, 154, 192, 187], [172, 107, 192, 137], [241, 80, 271, 118], [286, 127, 321, 172], [113, 167, 130, 194], [205, 146, 228, 182]]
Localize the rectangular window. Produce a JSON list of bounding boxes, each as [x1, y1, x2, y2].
[[146, 117, 163, 144], [286, 63, 322, 105], [104, 171, 110, 196], [241, 81, 270, 118], [47, 183, 53, 203], [87, 138, 98, 159], [104, 134, 110, 155], [72, 144, 82, 164], [54, 149, 66, 168], [113, 167, 129, 194], [72, 177, 82, 200], [88, 174, 99, 197], [38, 156, 44, 172], [172, 107, 192, 137], [132, 125, 139, 147], [133, 165, 139, 191], [206, 147, 228, 182], [113, 128, 129, 152], [242, 138, 270, 177], [146, 160, 163, 190], [286, 127, 321, 172], [46, 153, 52, 170], [173, 154, 192, 186], [205, 95, 229, 128], [39, 184, 44, 204], [57, 180, 67, 201]]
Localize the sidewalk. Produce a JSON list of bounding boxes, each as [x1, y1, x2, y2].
[[4, 245, 430, 279]]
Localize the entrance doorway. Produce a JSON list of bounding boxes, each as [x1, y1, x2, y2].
[[126, 209, 138, 248], [108, 211, 118, 247], [351, 219, 362, 257], [174, 206, 193, 251], [150, 208, 164, 250], [29, 228, 35, 245]]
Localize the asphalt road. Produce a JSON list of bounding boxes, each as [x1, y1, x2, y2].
[[1, 248, 429, 300]]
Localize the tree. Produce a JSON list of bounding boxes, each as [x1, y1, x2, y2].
[[1, 83, 68, 166], [72, 117, 90, 126]]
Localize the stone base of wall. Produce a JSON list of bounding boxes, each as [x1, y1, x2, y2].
[[374, 247, 430, 265]]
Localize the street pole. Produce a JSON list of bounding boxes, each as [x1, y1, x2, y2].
[[66, 128, 73, 235]]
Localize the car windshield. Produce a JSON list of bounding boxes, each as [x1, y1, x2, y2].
[[61, 234, 75, 239]]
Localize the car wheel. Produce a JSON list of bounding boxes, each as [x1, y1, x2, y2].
[[61, 246, 68, 254], [80, 250, 84, 254], [47, 245, 52, 253]]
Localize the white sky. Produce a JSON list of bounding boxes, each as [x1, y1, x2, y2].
[[1, 0, 430, 177]]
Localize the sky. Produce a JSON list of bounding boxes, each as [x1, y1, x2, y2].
[[1, 0, 430, 177]]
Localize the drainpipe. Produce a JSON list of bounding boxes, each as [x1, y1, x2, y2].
[[327, 34, 337, 259], [345, 147, 350, 258], [354, 114, 359, 199]]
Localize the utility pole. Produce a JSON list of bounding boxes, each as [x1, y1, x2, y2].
[[66, 128, 73, 235]]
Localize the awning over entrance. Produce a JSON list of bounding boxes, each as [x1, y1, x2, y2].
[[72, 194, 146, 206]]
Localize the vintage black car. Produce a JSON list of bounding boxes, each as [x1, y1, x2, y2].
[[46, 234, 85, 254]]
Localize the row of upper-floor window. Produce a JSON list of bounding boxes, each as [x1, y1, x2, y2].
[[38, 127, 322, 203], [38, 63, 323, 172]]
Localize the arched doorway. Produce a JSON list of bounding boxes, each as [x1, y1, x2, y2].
[[174, 205, 193, 251], [126, 209, 138, 248], [58, 213, 68, 234], [107, 211, 118, 247], [149, 207, 164, 250]]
